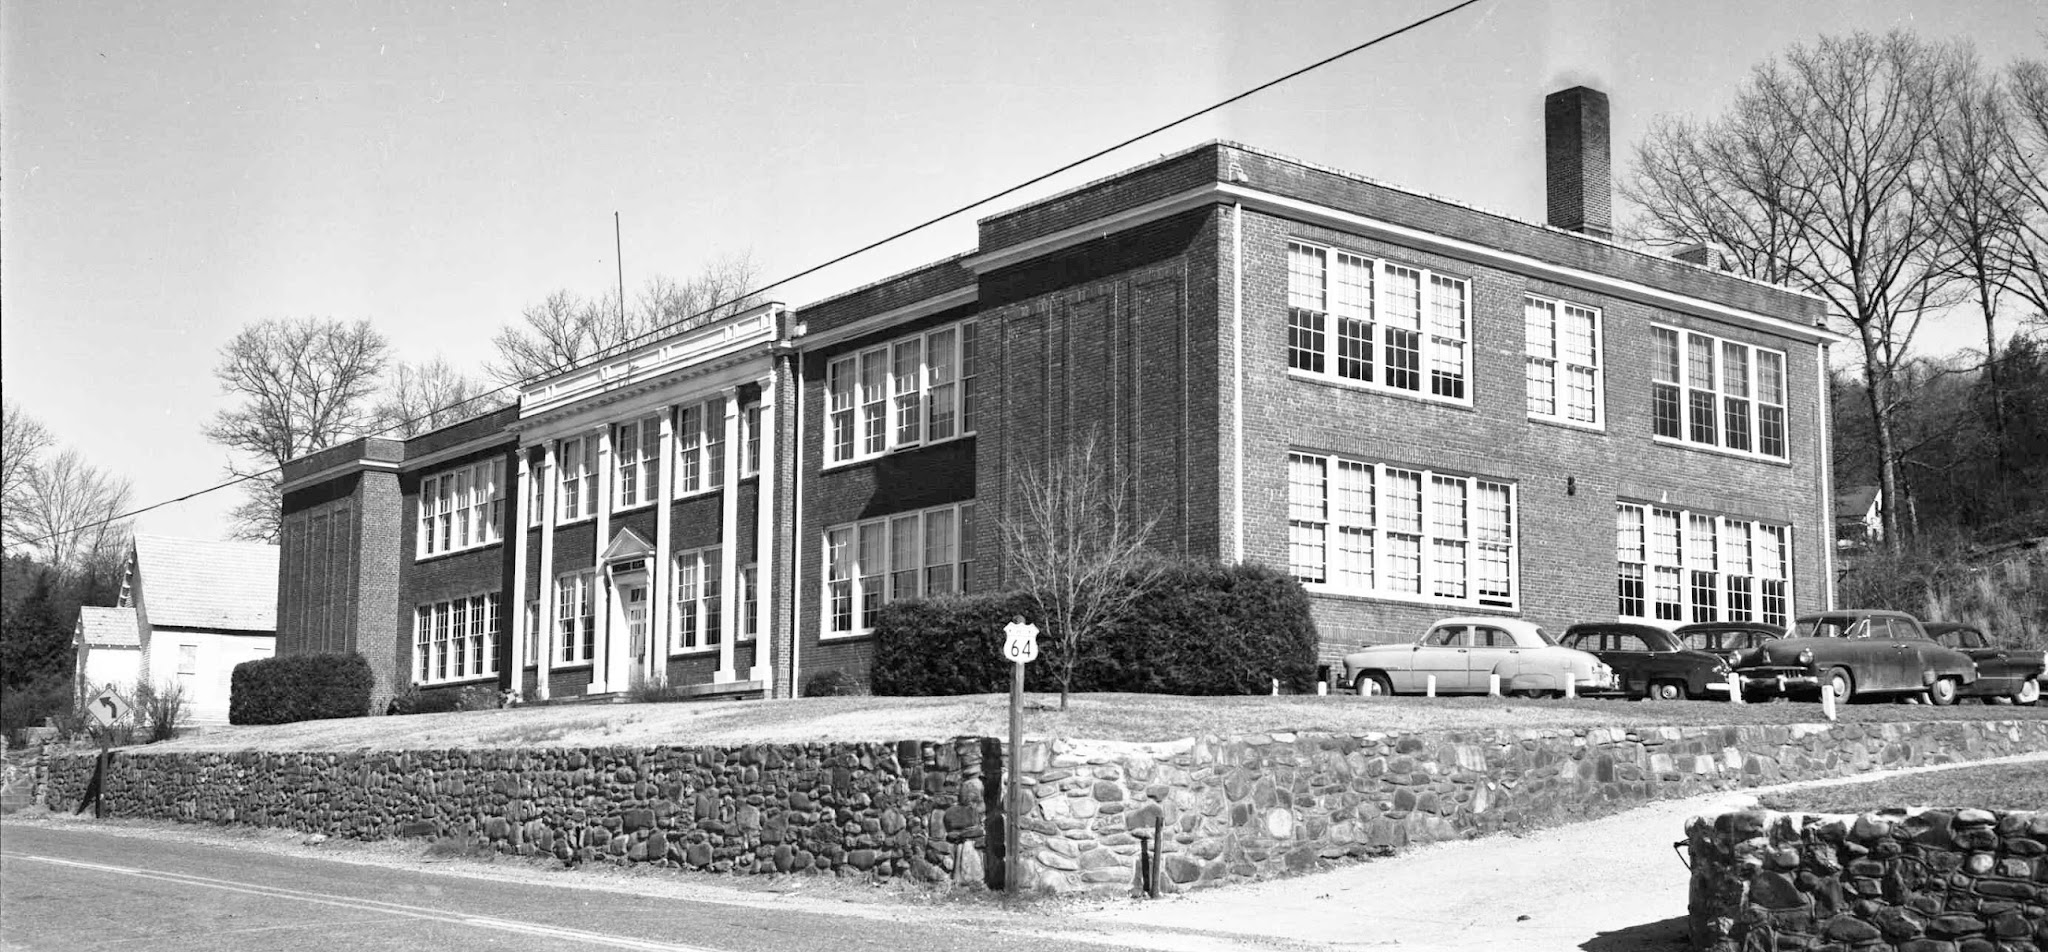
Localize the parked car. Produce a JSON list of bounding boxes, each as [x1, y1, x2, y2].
[[1343, 617, 1614, 697], [1557, 622, 1736, 700], [1924, 622, 2045, 706], [1735, 610, 1978, 704], [1673, 621, 1786, 668]]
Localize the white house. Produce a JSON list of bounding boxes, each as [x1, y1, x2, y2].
[[1836, 485, 1882, 548], [73, 606, 141, 694], [121, 535, 278, 724]]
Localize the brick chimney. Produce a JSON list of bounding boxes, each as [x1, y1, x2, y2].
[[1545, 86, 1611, 239]]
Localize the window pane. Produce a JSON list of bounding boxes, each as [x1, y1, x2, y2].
[[924, 509, 956, 595], [889, 515, 920, 600], [927, 328, 957, 441], [893, 339, 923, 445], [959, 321, 980, 434], [1382, 266, 1421, 391], [1383, 469, 1423, 593], [828, 357, 856, 462], [860, 349, 888, 454], [1427, 276, 1466, 399], [1287, 454, 1327, 583], [858, 522, 886, 624], [677, 407, 701, 492], [1333, 253, 1372, 381], [703, 549, 722, 645], [826, 528, 853, 634]]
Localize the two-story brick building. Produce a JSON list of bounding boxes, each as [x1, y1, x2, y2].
[[276, 87, 1840, 708]]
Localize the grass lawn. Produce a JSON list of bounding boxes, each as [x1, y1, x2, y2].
[[104, 691, 2048, 754], [1756, 761, 2048, 813]]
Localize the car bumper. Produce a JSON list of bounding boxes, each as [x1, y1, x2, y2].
[[1735, 668, 1822, 694]]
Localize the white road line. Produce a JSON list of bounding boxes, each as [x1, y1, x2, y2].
[[3, 853, 726, 952]]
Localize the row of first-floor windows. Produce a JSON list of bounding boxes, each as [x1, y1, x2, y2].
[[824, 501, 976, 635], [537, 557, 761, 667], [1287, 453, 1516, 608], [1615, 503, 1790, 626], [413, 593, 501, 685]]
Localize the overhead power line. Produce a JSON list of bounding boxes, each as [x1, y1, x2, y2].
[[17, 0, 1490, 549]]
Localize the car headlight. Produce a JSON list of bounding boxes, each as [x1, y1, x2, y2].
[[1796, 649, 1814, 666]]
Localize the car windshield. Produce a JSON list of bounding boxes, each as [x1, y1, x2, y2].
[[1680, 631, 1716, 650], [1795, 618, 1857, 639], [1532, 626, 1558, 646]]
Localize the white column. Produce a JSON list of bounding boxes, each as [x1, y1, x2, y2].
[[749, 375, 777, 688], [715, 390, 741, 683], [592, 425, 613, 693], [652, 407, 675, 686], [510, 449, 530, 698], [536, 440, 558, 701]]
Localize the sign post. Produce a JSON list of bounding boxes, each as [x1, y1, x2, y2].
[[76, 687, 132, 818], [1002, 616, 1038, 896]]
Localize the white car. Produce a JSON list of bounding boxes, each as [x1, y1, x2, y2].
[[1342, 617, 1614, 697]]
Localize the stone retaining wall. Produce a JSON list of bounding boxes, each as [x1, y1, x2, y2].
[[1687, 808, 2048, 951], [43, 738, 996, 883], [1008, 720, 2048, 894]]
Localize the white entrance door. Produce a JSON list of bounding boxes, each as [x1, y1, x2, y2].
[[625, 584, 649, 662]]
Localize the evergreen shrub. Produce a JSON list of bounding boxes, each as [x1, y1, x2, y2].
[[229, 652, 375, 724]]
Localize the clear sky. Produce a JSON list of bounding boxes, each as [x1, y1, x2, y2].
[[4, 0, 2042, 543]]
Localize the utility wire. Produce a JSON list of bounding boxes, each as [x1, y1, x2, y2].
[[16, 0, 1490, 549]]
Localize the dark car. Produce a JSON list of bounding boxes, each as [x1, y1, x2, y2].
[[1557, 622, 1736, 700], [1737, 610, 1978, 704], [1924, 623, 2045, 706], [1674, 622, 1786, 668]]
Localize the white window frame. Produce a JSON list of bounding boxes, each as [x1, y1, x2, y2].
[[740, 563, 759, 641], [412, 592, 500, 686], [612, 416, 662, 512], [417, 458, 506, 559], [1285, 241, 1471, 407], [557, 436, 598, 524], [822, 501, 976, 637], [1615, 501, 1792, 627], [670, 546, 723, 653], [741, 403, 762, 478], [554, 571, 596, 666], [1288, 451, 1514, 609], [824, 319, 979, 467], [1650, 324, 1789, 461], [672, 398, 728, 498], [1524, 295, 1604, 429], [527, 450, 549, 528]]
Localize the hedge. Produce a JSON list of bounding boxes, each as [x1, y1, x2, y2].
[[229, 652, 376, 725], [868, 562, 1318, 696]]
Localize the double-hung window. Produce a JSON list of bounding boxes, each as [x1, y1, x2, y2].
[[413, 593, 499, 685], [527, 450, 549, 528], [1615, 502, 1791, 626], [673, 397, 731, 496], [418, 458, 506, 558], [823, 501, 976, 635], [555, 571, 596, 665], [741, 404, 762, 477], [824, 319, 980, 465], [612, 417, 661, 510], [671, 547, 722, 650], [557, 437, 598, 523], [740, 564, 759, 640], [1524, 297, 1603, 426], [1286, 241, 1469, 405], [1287, 451, 1515, 608], [1650, 325, 1789, 460]]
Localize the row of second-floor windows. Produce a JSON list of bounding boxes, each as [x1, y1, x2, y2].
[[526, 397, 765, 527], [1287, 452, 1516, 610], [824, 501, 976, 635], [1615, 502, 1790, 626], [826, 319, 979, 465], [413, 592, 500, 685], [418, 459, 506, 559], [1286, 238, 1793, 460]]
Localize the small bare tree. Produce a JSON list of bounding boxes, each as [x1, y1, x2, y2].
[[372, 358, 512, 438], [998, 434, 1164, 711], [2, 401, 55, 553], [488, 254, 763, 386], [8, 449, 134, 574]]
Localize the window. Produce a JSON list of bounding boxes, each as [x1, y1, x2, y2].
[[528, 451, 548, 528], [555, 572, 595, 665], [1524, 297, 1603, 426], [741, 404, 762, 477], [823, 501, 976, 634], [1286, 241, 1469, 405], [1288, 451, 1515, 608], [1651, 324, 1789, 460], [740, 564, 759, 640], [418, 458, 506, 558], [524, 600, 540, 666], [557, 437, 598, 523], [612, 417, 661, 510], [672, 547, 723, 651], [825, 319, 980, 465], [1616, 503, 1790, 627], [674, 397, 730, 496], [413, 593, 500, 685]]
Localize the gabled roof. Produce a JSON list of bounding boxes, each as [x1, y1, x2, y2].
[[1836, 485, 1881, 519], [75, 606, 140, 647], [130, 535, 279, 632]]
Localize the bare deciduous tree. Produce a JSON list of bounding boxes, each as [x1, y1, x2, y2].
[[488, 253, 762, 386], [204, 317, 391, 542], [2001, 58, 2048, 326], [2, 401, 55, 552], [9, 449, 133, 574], [372, 358, 512, 438], [998, 434, 1164, 711], [1624, 31, 1973, 546]]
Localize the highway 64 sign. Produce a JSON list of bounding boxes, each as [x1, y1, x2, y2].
[[86, 687, 133, 729], [1003, 619, 1039, 664]]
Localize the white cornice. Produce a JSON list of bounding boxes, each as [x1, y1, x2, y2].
[[519, 305, 781, 418], [280, 458, 402, 494], [962, 180, 1845, 347], [795, 286, 978, 352]]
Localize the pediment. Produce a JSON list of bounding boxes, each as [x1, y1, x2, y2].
[[601, 528, 654, 563]]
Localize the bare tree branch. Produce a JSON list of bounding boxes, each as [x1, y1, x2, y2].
[[8, 449, 133, 573], [488, 253, 764, 386], [2, 400, 55, 552], [372, 358, 513, 438]]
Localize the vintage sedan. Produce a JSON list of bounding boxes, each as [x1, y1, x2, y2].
[[1343, 617, 1614, 697], [1558, 622, 1736, 700], [1736, 610, 1979, 704], [1674, 621, 1786, 668], [1924, 622, 2045, 706]]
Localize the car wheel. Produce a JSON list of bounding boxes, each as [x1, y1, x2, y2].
[[1926, 676, 1959, 707], [1354, 672, 1393, 698], [2014, 679, 2041, 707], [1650, 680, 1684, 701], [1825, 667, 1854, 703]]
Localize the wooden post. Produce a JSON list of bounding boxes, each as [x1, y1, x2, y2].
[[1564, 675, 1576, 699], [1821, 682, 1837, 721], [1426, 675, 1436, 698], [1488, 674, 1501, 697], [1148, 815, 1164, 898], [1728, 672, 1745, 705]]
